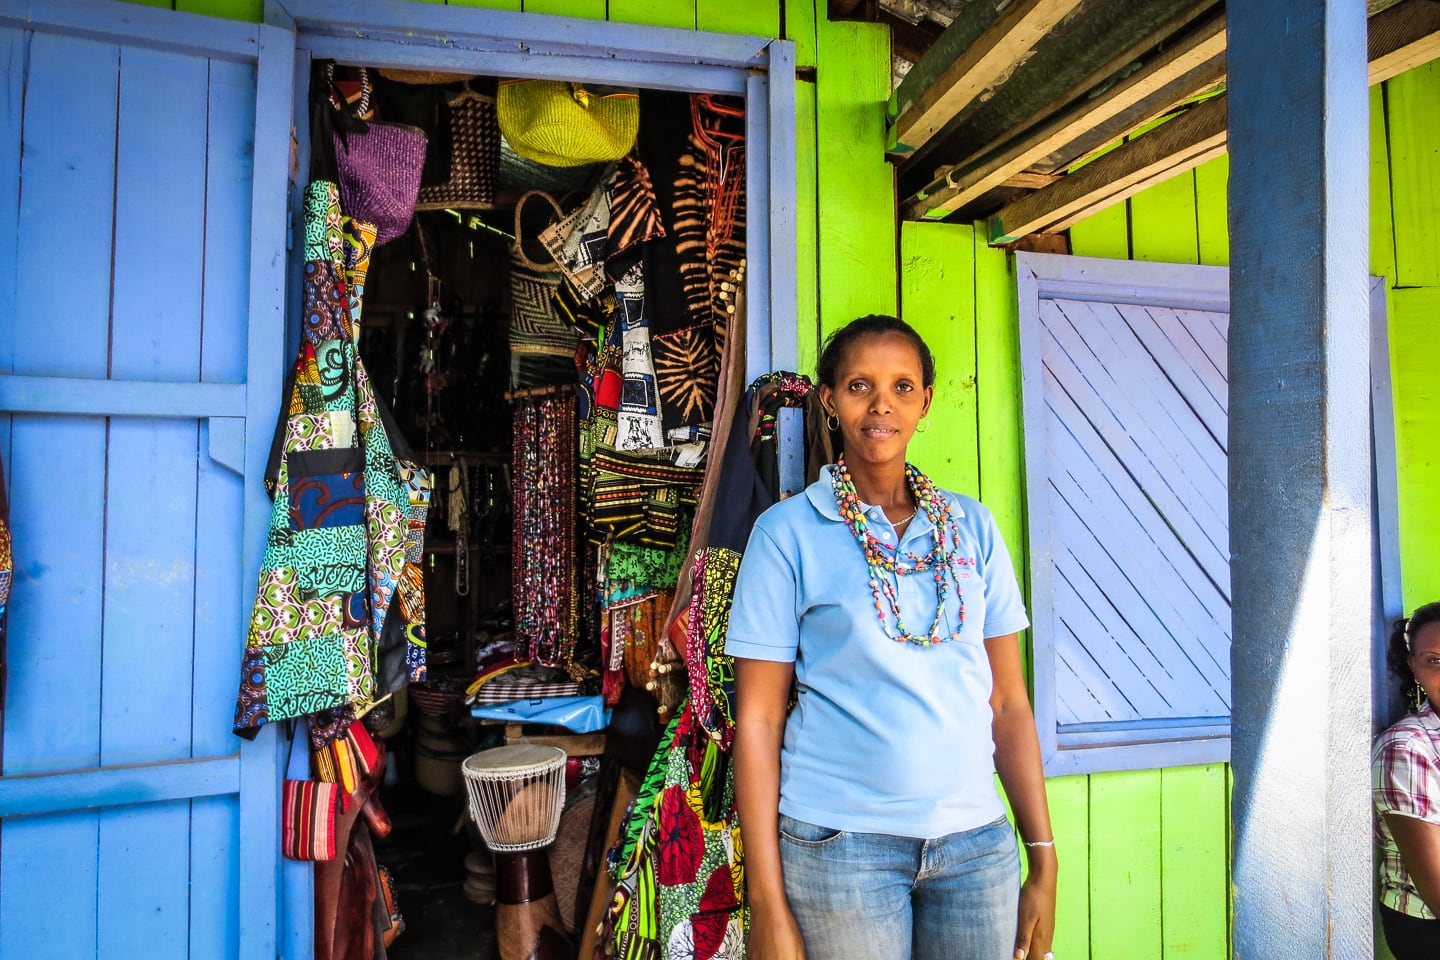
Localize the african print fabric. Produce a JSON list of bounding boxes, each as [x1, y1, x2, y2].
[[684, 548, 741, 749], [653, 96, 746, 435], [539, 177, 611, 300], [614, 259, 666, 452], [606, 703, 746, 960], [512, 394, 581, 668], [607, 151, 667, 262], [234, 181, 431, 737]]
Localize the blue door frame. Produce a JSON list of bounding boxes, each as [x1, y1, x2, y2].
[[0, 0, 797, 955]]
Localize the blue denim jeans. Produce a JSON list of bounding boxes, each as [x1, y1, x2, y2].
[[778, 813, 1020, 960]]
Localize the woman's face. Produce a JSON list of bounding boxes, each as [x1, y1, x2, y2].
[[819, 331, 933, 470], [1409, 621, 1440, 706]]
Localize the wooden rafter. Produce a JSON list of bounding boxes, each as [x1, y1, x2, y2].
[[889, 0, 1088, 157], [1368, 0, 1440, 84], [988, 95, 1227, 242], [923, 0, 1440, 239], [903, 9, 1226, 220], [881, 9, 946, 65]]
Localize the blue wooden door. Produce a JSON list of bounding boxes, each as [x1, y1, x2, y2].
[[0, 2, 297, 956]]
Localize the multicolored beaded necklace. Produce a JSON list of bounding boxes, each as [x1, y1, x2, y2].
[[831, 455, 966, 647]]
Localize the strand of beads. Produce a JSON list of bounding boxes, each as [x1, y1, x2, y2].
[[832, 457, 967, 647]]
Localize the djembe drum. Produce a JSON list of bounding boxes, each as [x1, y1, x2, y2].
[[462, 744, 570, 960]]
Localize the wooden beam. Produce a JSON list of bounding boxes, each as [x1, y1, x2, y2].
[[880, 9, 945, 65], [889, 0, 1088, 157], [942, 0, 1440, 233], [1368, 0, 1440, 84], [904, 11, 1226, 219], [987, 95, 1227, 241], [1029, 57, 1227, 174]]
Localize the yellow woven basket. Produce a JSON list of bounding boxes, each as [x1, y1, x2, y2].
[[496, 80, 639, 168]]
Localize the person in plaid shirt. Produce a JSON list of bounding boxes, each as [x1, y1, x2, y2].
[[1374, 601, 1440, 959]]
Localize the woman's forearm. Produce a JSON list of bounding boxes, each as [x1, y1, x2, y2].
[[732, 658, 797, 911], [1388, 813, 1440, 912], [734, 713, 788, 908]]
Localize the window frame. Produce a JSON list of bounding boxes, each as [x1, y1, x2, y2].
[[1017, 252, 1234, 776]]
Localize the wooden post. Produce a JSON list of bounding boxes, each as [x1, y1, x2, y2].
[[1227, 0, 1372, 957]]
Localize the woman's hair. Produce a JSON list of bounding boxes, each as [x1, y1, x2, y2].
[[816, 314, 936, 389], [1388, 601, 1440, 708]]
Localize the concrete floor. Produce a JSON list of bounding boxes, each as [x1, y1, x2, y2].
[[377, 783, 500, 960]]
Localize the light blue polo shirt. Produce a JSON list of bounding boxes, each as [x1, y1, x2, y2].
[[725, 465, 1030, 839]]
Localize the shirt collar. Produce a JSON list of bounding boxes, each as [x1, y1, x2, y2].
[[804, 463, 966, 528]]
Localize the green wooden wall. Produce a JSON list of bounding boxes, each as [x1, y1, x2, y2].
[[1007, 60, 1440, 960]]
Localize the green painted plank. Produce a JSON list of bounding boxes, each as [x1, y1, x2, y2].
[[522, 0, 605, 18], [608, 0, 694, 27], [796, 80, 820, 379], [1387, 60, 1440, 286], [1160, 764, 1228, 958], [815, 19, 896, 339], [788, 0, 818, 69], [1047, 775, 1091, 960], [974, 234, 1024, 572], [1088, 771, 1162, 959], [1068, 200, 1129, 259], [175, 0, 261, 19], [697, 0, 779, 37], [120, 0, 171, 7], [1194, 153, 1229, 267], [1390, 286, 1440, 606], [973, 235, 1027, 678], [900, 221, 980, 497], [1129, 170, 1199, 264], [449, 0, 522, 8], [1371, 84, 1398, 286]]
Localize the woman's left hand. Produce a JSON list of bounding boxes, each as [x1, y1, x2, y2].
[[1013, 850, 1058, 960]]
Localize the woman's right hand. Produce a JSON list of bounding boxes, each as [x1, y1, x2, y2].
[[747, 906, 806, 960]]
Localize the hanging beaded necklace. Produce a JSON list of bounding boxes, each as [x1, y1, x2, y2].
[[831, 455, 966, 647]]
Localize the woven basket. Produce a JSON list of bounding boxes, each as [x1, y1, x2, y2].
[[414, 82, 501, 211], [409, 681, 468, 719]]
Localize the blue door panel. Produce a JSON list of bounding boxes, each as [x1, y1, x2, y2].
[[4, 414, 107, 774], [190, 793, 243, 960], [101, 418, 201, 767], [0, 2, 295, 956], [111, 48, 210, 383], [0, 811, 101, 956], [98, 801, 193, 959], [14, 31, 117, 381]]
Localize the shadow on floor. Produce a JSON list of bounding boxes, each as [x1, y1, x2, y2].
[[376, 781, 499, 960]]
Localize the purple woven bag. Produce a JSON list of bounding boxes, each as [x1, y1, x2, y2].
[[332, 122, 428, 246]]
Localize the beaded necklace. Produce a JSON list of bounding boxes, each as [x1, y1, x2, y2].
[[831, 456, 966, 647]]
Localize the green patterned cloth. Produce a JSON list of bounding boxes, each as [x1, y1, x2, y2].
[[606, 702, 746, 959], [233, 181, 430, 735]]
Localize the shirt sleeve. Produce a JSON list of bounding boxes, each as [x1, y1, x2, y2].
[[724, 524, 802, 663], [1375, 729, 1440, 825], [974, 500, 1030, 639]]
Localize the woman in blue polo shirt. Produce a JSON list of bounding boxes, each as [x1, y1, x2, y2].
[[727, 315, 1057, 960]]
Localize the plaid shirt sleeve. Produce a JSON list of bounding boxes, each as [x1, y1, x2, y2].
[[1375, 727, 1440, 824]]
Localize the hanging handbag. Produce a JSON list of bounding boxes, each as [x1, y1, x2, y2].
[[281, 732, 340, 862], [326, 66, 429, 246], [414, 80, 502, 211], [509, 191, 581, 387], [497, 79, 639, 167]]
